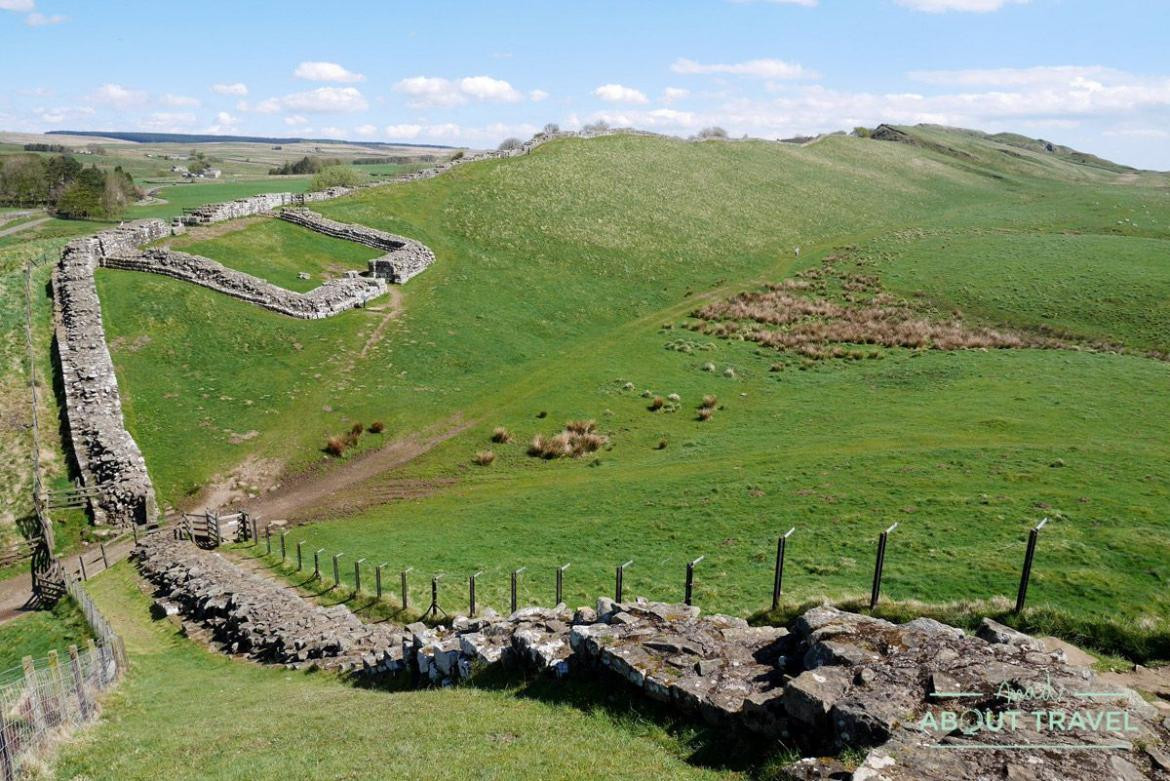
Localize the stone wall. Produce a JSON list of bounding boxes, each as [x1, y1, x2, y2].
[[53, 220, 171, 525], [102, 249, 387, 319], [176, 186, 353, 226], [136, 533, 1170, 780], [278, 207, 435, 283]]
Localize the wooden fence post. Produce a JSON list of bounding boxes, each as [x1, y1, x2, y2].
[[354, 559, 365, 593], [511, 567, 526, 614], [555, 563, 570, 606], [78, 554, 86, 581], [23, 656, 45, 731], [685, 556, 704, 607], [772, 527, 796, 611], [1015, 518, 1048, 614], [265, 526, 271, 555], [47, 649, 64, 724], [615, 560, 633, 603], [332, 553, 344, 588], [375, 563, 385, 599], [870, 523, 898, 610], [68, 645, 91, 720], [401, 568, 412, 611], [99, 544, 109, 570], [280, 532, 287, 563]]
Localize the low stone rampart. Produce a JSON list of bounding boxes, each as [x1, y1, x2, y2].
[[136, 533, 1169, 780], [278, 207, 435, 283], [102, 249, 387, 319]]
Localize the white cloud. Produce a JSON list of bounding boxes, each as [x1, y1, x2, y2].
[[25, 11, 65, 26], [261, 86, 369, 113], [354, 123, 377, 137], [459, 76, 522, 102], [161, 93, 200, 108], [593, 83, 649, 104], [211, 82, 249, 96], [235, 99, 249, 111], [319, 126, 346, 137], [529, 89, 550, 102], [672, 57, 816, 80], [87, 83, 148, 108], [1103, 127, 1170, 139], [394, 76, 465, 108], [206, 111, 239, 134], [293, 61, 365, 83], [909, 66, 1124, 87], [663, 87, 690, 104], [393, 75, 529, 108], [896, 0, 1027, 11], [283, 115, 309, 126], [0, 0, 35, 11], [385, 123, 423, 139], [139, 112, 197, 131], [37, 105, 94, 124]]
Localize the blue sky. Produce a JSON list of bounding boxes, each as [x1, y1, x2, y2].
[[3, 0, 1169, 168]]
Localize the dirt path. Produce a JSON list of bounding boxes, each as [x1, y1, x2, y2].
[[242, 414, 473, 522], [359, 287, 404, 359], [0, 216, 50, 239]]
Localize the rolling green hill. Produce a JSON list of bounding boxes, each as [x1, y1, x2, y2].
[[85, 127, 1170, 651]]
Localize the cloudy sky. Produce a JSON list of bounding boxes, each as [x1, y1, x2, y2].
[[2, 0, 1169, 168]]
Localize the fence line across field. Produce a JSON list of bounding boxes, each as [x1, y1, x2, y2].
[[234, 515, 1052, 619]]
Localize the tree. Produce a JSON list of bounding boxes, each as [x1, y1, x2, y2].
[[310, 165, 361, 191], [583, 120, 610, 134], [852, 126, 872, 138], [55, 167, 107, 218], [497, 137, 524, 151], [188, 158, 210, 174], [697, 126, 728, 140], [543, 123, 560, 135], [0, 155, 48, 205]]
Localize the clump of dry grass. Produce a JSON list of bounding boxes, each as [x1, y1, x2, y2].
[[528, 422, 609, 459], [648, 396, 665, 411], [702, 394, 718, 408], [350, 422, 364, 436], [656, 438, 668, 450], [491, 426, 512, 444], [325, 436, 347, 456], [697, 406, 715, 422], [693, 246, 1069, 360], [369, 421, 385, 433], [473, 450, 496, 466]]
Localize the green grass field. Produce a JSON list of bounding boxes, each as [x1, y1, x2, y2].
[[127, 178, 313, 221], [168, 217, 383, 292], [0, 599, 91, 675], [56, 128, 1170, 660], [49, 564, 753, 780]]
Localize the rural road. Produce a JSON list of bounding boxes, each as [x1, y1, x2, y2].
[[0, 215, 50, 239]]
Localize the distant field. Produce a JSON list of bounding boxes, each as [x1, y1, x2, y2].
[[127, 178, 313, 220], [50, 564, 742, 780], [89, 131, 1170, 654], [168, 217, 382, 292]]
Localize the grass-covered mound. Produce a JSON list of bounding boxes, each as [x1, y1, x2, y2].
[[95, 128, 1170, 642]]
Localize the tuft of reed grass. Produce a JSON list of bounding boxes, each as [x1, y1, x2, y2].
[[325, 436, 347, 456], [369, 421, 385, 433], [648, 396, 665, 411], [473, 450, 496, 466], [491, 426, 512, 444]]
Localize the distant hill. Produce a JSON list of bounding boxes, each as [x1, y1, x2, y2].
[[47, 130, 457, 150], [870, 123, 1140, 174]]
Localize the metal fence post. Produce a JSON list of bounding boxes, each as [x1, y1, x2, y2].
[[469, 571, 483, 616], [313, 549, 324, 581], [1015, 518, 1048, 614], [870, 523, 898, 610], [772, 527, 796, 611], [615, 560, 633, 603], [425, 575, 445, 620], [556, 563, 570, 606], [511, 567, 526, 613], [685, 556, 704, 606]]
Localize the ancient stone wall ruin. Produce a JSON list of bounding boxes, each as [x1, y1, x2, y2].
[[51, 129, 653, 527], [53, 221, 171, 525], [102, 249, 387, 319], [137, 533, 1170, 780], [278, 207, 435, 283]]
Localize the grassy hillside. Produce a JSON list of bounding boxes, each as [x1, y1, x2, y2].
[[50, 564, 747, 780], [88, 129, 1170, 648]]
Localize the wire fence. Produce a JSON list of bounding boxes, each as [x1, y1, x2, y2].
[[0, 574, 126, 780]]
